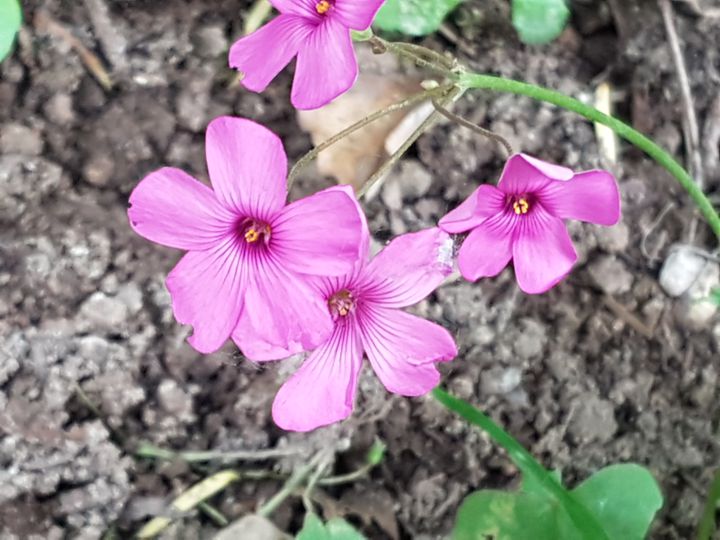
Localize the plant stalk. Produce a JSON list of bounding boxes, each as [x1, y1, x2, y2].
[[432, 387, 609, 540]]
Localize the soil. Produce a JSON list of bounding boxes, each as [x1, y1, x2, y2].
[[1, 0, 719, 539]]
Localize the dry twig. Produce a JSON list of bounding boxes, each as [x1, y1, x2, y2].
[[34, 10, 113, 91]]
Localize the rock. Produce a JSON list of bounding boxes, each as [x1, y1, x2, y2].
[[82, 154, 115, 187], [116, 282, 143, 315], [678, 260, 719, 328], [192, 25, 228, 58], [176, 71, 212, 132], [213, 515, 291, 540], [588, 255, 633, 295], [79, 292, 129, 329], [480, 366, 522, 395], [567, 395, 618, 444], [43, 93, 76, 125], [395, 159, 434, 199], [381, 178, 403, 211], [0, 123, 44, 156], [512, 318, 547, 359], [659, 245, 707, 297], [157, 379, 194, 421], [595, 222, 629, 253]]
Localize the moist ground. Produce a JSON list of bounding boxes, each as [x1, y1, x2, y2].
[[1, 0, 719, 538]]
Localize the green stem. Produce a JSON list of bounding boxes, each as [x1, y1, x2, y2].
[[432, 387, 609, 540], [135, 442, 299, 463], [257, 452, 324, 518], [458, 73, 720, 241], [696, 469, 720, 540]]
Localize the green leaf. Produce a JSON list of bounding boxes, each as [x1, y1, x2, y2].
[[522, 469, 562, 495], [0, 0, 22, 62], [571, 464, 663, 540], [373, 0, 463, 37], [296, 513, 366, 540], [709, 287, 720, 306], [297, 513, 326, 540], [452, 490, 571, 540], [366, 439, 386, 466], [511, 0, 570, 45], [325, 518, 366, 540]]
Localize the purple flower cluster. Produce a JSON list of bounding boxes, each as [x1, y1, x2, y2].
[[128, 0, 621, 431]]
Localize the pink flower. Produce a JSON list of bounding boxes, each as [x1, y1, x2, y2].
[[440, 154, 620, 294], [229, 0, 385, 110], [128, 116, 365, 357], [272, 225, 457, 432]]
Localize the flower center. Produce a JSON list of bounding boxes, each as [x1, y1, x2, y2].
[[239, 218, 271, 245], [315, 0, 332, 15], [512, 196, 530, 215], [328, 289, 356, 319]]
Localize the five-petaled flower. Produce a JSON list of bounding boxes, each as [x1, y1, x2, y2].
[[128, 116, 365, 357], [271, 225, 458, 432], [439, 154, 620, 294], [229, 0, 386, 110]]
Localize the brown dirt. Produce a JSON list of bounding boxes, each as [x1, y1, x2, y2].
[[1, 0, 719, 538]]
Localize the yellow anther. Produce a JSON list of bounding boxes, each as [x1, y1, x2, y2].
[[244, 228, 260, 243], [513, 198, 529, 215], [316, 0, 331, 14]]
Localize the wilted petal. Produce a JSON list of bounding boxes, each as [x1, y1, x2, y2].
[[498, 153, 573, 195], [538, 170, 621, 226], [166, 236, 245, 353], [513, 207, 577, 294], [456, 212, 515, 281], [206, 117, 288, 220], [271, 185, 364, 276], [439, 184, 506, 234], [237, 256, 333, 360], [359, 306, 456, 396], [229, 15, 314, 94], [333, 0, 386, 30], [360, 228, 453, 308], [272, 322, 362, 431], [128, 167, 235, 250], [269, 0, 321, 18], [291, 18, 357, 110]]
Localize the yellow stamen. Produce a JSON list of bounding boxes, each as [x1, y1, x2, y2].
[[513, 198, 529, 215], [316, 0, 331, 14], [245, 228, 260, 243]]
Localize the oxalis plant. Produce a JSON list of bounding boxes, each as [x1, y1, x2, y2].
[[3, 0, 715, 537], [133, 0, 718, 538]]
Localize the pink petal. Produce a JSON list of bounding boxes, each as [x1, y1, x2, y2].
[[269, 0, 321, 18], [512, 207, 577, 294], [498, 153, 573, 195], [205, 117, 288, 220], [537, 170, 621, 226], [229, 15, 314, 94], [333, 0, 386, 30], [358, 306, 456, 396], [456, 212, 515, 282], [272, 322, 363, 431], [291, 18, 358, 110], [271, 185, 364, 276], [166, 236, 246, 353], [235, 257, 333, 360], [128, 168, 235, 250], [439, 184, 506, 234], [360, 228, 453, 308]]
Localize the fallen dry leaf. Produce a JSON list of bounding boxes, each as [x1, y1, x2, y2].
[[297, 45, 429, 191]]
